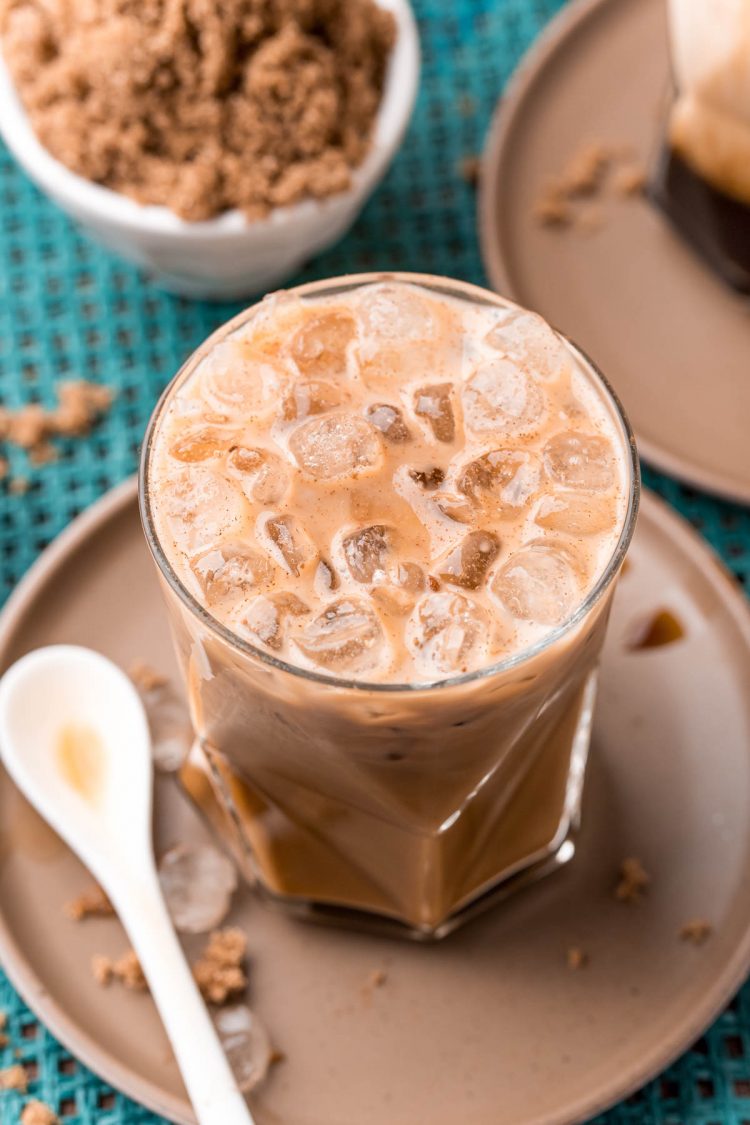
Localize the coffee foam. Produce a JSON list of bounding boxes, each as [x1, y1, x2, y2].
[[149, 282, 629, 683]]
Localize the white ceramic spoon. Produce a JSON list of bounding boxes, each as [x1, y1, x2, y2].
[[0, 644, 254, 1125]]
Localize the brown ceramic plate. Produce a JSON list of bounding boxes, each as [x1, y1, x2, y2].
[[1, 480, 750, 1125], [479, 0, 750, 504]]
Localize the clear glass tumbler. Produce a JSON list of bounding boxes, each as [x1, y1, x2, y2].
[[140, 273, 639, 940]]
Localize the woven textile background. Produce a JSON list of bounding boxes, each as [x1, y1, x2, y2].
[[0, 0, 749, 1121]]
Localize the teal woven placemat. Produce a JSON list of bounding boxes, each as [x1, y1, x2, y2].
[[1, 0, 749, 1122]]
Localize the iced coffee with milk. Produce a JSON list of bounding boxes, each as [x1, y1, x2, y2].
[[141, 274, 638, 937], [654, 0, 750, 290]]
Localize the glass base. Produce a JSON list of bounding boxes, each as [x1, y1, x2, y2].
[[178, 673, 596, 941]]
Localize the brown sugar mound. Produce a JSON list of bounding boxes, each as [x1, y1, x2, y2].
[[21, 1101, 59, 1125], [0, 0, 396, 221], [193, 926, 248, 1004], [65, 882, 115, 921]]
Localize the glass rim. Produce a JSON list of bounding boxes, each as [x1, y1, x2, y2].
[[139, 270, 641, 694]]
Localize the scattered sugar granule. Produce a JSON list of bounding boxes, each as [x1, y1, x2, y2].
[[193, 927, 248, 1005], [680, 918, 713, 946], [0, 1063, 28, 1092], [615, 857, 650, 903], [21, 1101, 59, 1125], [65, 883, 114, 921]]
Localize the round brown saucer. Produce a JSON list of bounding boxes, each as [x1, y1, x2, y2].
[[479, 0, 750, 504], [1, 480, 750, 1125]]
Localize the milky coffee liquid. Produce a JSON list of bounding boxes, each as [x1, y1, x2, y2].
[[149, 280, 628, 684]]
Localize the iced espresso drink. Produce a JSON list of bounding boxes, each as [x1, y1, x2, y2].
[[653, 0, 750, 290], [141, 274, 638, 937]]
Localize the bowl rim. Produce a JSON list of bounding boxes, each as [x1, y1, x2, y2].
[[0, 0, 420, 238]]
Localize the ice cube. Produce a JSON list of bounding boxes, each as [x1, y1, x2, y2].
[[437, 531, 500, 590], [296, 598, 385, 674], [214, 1004, 273, 1094], [200, 339, 282, 420], [282, 379, 346, 422], [130, 672, 192, 773], [408, 466, 445, 490], [414, 383, 456, 443], [158, 843, 238, 934], [543, 431, 616, 491], [314, 557, 339, 594], [342, 525, 390, 583], [356, 284, 459, 389], [164, 469, 247, 555], [169, 426, 233, 463], [463, 356, 544, 435], [262, 514, 318, 577], [226, 446, 289, 505], [406, 591, 488, 675], [492, 544, 580, 625], [365, 403, 412, 443], [289, 309, 356, 379], [486, 309, 571, 382], [396, 561, 426, 592], [243, 591, 310, 651], [457, 449, 541, 512], [191, 544, 276, 609], [289, 414, 383, 481], [357, 283, 436, 343], [534, 493, 616, 536], [433, 494, 475, 523]]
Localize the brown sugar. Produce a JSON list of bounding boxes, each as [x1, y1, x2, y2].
[[91, 949, 147, 991], [0, 0, 396, 221], [533, 141, 646, 231], [459, 155, 481, 189], [566, 946, 589, 970], [612, 162, 647, 197], [615, 856, 650, 903], [0, 1063, 29, 1092], [680, 918, 713, 946], [21, 1101, 59, 1125], [65, 883, 114, 921], [193, 927, 248, 1005], [128, 660, 169, 693], [0, 381, 112, 467]]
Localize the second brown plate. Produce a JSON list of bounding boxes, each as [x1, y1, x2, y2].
[[480, 0, 750, 504]]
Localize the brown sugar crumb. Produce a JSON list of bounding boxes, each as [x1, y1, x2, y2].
[[533, 141, 645, 230], [91, 949, 147, 991], [128, 660, 169, 693], [680, 918, 713, 946], [269, 1047, 287, 1066], [65, 883, 114, 921], [533, 189, 574, 228], [0, 1063, 28, 1092], [0, 381, 112, 467], [91, 954, 113, 987], [566, 946, 589, 970], [361, 967, 388, 1001], [8, 477, 30, 495], [612, 163, 647, 198], [20, 1101, 59, 1125], [193, 927, 248, 1005], [615, 857, 650, 903], [0, 0, 395, 222], [460, 155, 481, 189], [0, 457, 8, 480]]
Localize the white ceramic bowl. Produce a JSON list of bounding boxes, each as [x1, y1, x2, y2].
[[0, 0, 419, 300]]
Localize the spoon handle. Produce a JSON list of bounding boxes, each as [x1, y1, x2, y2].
[[113, 866, 254, 1125]]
